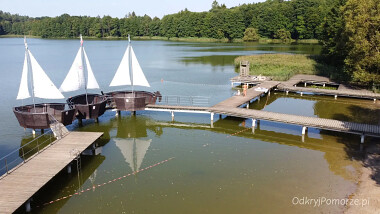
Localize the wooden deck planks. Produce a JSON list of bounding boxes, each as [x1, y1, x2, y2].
[[213, 81, 280, 108], [277, 75, 380, 99], [209, 107, 380, 136], [0, 131, 103, 214]]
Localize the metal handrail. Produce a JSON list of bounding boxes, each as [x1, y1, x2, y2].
[[159, 95, 210, 107], [0, 130, 55, 178], [0, 114, 65, 179]]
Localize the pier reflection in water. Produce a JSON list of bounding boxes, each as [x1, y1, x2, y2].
[[23, 110, 363, 214]]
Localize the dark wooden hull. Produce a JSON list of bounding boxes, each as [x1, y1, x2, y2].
[[106, 91, 161, 111], [66, 94, 107, 120], [13, 103, 76, 129]]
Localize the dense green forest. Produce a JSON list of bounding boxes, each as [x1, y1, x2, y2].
[[0, 0, 378, 86], [0, 0, 332, 40]]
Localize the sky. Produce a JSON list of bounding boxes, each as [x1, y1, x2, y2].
[[0, 0, 265, 18]]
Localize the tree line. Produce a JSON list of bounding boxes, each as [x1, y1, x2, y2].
[[0, 0, 378, 86], [320, 0, 379, 87], [0, 0, 332, 40]]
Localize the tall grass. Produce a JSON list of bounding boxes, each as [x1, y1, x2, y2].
[[234, 54, 343, 81]]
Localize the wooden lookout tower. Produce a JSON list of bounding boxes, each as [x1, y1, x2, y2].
[[240, 61, 250, 77]]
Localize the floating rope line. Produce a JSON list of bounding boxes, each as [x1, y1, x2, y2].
[[37, 157, 175, 207], [227, 127, 252, 138]]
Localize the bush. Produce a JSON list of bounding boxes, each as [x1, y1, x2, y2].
[[243, 28, 260, 42], [274, 29, 291, 43]]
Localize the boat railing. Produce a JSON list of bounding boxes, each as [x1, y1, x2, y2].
[[159, 95, 210, 106], [0, 130, 56, 179]]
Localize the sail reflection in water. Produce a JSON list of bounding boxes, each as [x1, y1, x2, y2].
[[115, 138, 151, 172]]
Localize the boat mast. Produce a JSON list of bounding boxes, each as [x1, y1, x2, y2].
[[80, 35, 89, 105], [25, 37, 36, 112], [128, 35, 134, 95]]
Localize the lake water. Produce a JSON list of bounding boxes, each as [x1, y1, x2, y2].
[[0, 38, 367, 213]]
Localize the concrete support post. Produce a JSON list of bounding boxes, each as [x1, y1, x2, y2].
[[252, 119, 256, 128], [258, 96, 260, 101], [78, 119, 83, 126], [361, 135, 365, 144], [32, 129, 36, 136], [210, 113, 214, 122], [219, 114, 222, 119], [171, 111, 174, 121], [95, 118, 99, 123], [268, 90, 271, 96], [302, 126, 307, 135], [304, 82, 307, 87], [115, 110, 121, 117], [252, 119, 256, 134], [25, 199, 31, 212], [374, 99, 377, 103], [246, 103, 250, 109], [67, 164, 72, 174], [323, 84, 326, 87], [286, 91, 289, 95], [334, 95, 338, 100], [131, 111, 136, 116], [300, 92, 303, 96], [41, 129, 44, 134]]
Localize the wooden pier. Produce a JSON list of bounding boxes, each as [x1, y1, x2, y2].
[[277, 75, 380, 100], [214, 81, 280, 108], [143, 78, 380, 141], [210, 107, 380, 138], [0, 131, 103, 214]]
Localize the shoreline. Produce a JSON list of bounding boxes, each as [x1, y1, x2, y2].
[[345, 141, 380, 213], [0, 35, 319, 44]]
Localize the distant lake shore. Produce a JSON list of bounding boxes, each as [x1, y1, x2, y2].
[[0, 34, 319, 44]]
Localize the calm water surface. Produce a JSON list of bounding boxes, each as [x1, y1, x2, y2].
[[0, 38, 368, 213]]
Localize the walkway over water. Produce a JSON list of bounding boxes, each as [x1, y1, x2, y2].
[[210, 107, 380, 137], [277, 75, 380, 100], [146, 79, 380, 139], [0, 131, 103, 214], [214, 81, 280, 108]]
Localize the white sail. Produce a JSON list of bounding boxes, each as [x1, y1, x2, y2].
[[130, 47, 150, 87], [115, 138, 151, 172], [83, 47, 100, 89], [59, 48, 85, 92], [28, 50, 64, 99], [109, 46, 132, 86], [16, 52, 31, 100]]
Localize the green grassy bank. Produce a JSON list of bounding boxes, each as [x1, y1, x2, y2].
[[234, 54, 342, 81]]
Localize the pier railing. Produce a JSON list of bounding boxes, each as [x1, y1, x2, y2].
[[0, 131, 57, 179], [159, 95, 210, 106], [0, 115, 67, 179]]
